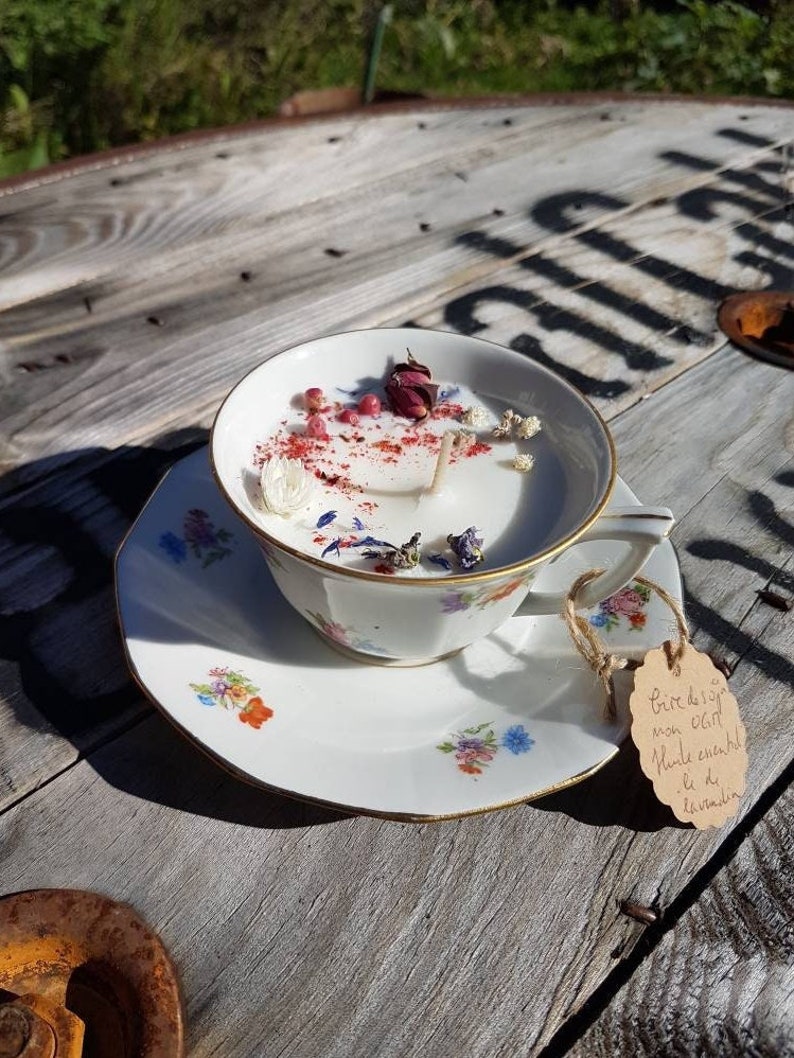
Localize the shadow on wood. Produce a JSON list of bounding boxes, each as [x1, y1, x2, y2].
[[531, 738, 688, 833]]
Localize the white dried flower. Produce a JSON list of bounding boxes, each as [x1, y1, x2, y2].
[[462, 405, 488, 428], [492, 409, 521, 439], [452, 429, 476, 452], [516, 415, 542, 439], [512, 453, 535, 473], [260, 456, 315, 516]]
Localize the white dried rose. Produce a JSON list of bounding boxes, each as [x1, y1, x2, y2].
[[516, 415, 541, 439], [512, 453, 535, 473], [260, 456, 315, 516], [462, 405, 488, 428]]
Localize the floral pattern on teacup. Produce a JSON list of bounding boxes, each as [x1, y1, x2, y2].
[[259, 540, 286, 571], [589, 581, 652, 632], [440, 572, 534, 614], [159, 508, 234, 568], [306, 611, 392, 657], [189, 666, 273, 729], [437, 721, 535, 775]]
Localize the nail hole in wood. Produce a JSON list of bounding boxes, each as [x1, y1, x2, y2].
[[492, 208, 505, 216], [417, 122, 426, 129], [419, 222, 431, 233], [502, 117, 513, 126], [240, 271, 253, 282], [83, 296, 93, 313], [147, 315, 164, 326], [215, 151, 230, 159], [327, 136, 340, 143], [324, 248, 347, 258]]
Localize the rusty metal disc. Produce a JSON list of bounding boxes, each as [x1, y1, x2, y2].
[[0, 890, 184, 1058], [718, 290, 794, 370]]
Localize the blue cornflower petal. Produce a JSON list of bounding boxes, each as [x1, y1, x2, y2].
[[352, 517, 365, 531], [350, 535, 394, 549], [316, 510, 338, 529], [428, 552, 453, 570], [321, 538, 342, 559]]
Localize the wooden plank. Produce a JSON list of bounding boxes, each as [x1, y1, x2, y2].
[[0, 524, 789, 1058], [566, 783, 794, 1057], [0, 347, 790, 1057], [0, 101, 791, 483]]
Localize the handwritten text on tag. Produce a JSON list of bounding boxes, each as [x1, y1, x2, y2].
[[630, 645, 748, 829]]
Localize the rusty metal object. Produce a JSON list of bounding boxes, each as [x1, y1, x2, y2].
[[0, 890, 184, 1058], [718, 291, 794, 370]]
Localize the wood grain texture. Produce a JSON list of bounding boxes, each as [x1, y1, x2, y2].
[[0, 100, 791, 485], [0, 348, 790, 1057], [1, 100, 792, 1057], [568, 784, 794, 1058]]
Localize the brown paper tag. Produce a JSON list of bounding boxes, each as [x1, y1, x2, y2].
[[629, 644, 748, 828]]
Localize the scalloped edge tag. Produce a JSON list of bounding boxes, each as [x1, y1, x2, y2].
[[629, 644, 748, 828]]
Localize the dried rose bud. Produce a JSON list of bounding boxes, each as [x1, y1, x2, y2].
[[386, 352, 439, 420], [304, 387, 325, 412], [306, 414, 329, 440]]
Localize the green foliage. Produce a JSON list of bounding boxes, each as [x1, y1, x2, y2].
[[0, 0, 792, 177]]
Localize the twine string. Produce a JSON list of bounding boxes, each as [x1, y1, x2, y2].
[[562, 569, 690, 722]]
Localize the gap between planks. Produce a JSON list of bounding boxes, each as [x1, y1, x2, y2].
[[537, 755, 794, 1058]]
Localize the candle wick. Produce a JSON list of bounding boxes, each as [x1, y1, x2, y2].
[[428, 430, 456, 494]]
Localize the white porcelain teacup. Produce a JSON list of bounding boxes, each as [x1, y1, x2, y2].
[[211, 328, 673, 665]]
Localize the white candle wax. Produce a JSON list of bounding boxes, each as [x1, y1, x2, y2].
[[252, 382, 545, 577]]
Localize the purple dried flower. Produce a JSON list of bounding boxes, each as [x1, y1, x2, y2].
[[385, 351, 439, 420], [447, 526, 485, 570]]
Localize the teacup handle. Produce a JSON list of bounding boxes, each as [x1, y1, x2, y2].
[[515, 507, 675, 616]]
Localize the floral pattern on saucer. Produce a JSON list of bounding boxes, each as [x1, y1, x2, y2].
[[441, 572, 534, 615], [189, 666, 273, 729], [437, 721, 535, 775], [159, 508, 234, 568], [589, 581, 652, 632]]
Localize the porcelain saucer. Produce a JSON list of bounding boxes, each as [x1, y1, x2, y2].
[[115, 448, 682, 820]]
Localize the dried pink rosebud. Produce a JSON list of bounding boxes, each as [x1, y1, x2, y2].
[[304, 387, 325, 413], [306, 414, 329, 440], [337, 409, 360, 425], [385, 353, 439, 420], [357, 393, 381, 416]]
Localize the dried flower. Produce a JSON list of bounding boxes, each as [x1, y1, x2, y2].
[[492, 409, 522, 439], [452, 429, 476, 452], [462, 406, 488, 428], [260, 456, 315, 516], [385, 351, 439, 420], [389, 532, 422, 570], [516, 415, 541, 439], [512, 453, 535, 473], [447, 526, 485, 570], [361, 531, 422, 570]]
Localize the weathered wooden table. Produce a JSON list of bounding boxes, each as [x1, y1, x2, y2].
[[1, 95, 792, 1056]]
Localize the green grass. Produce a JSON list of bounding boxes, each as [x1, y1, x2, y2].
[[1, 0, 793, 177]]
